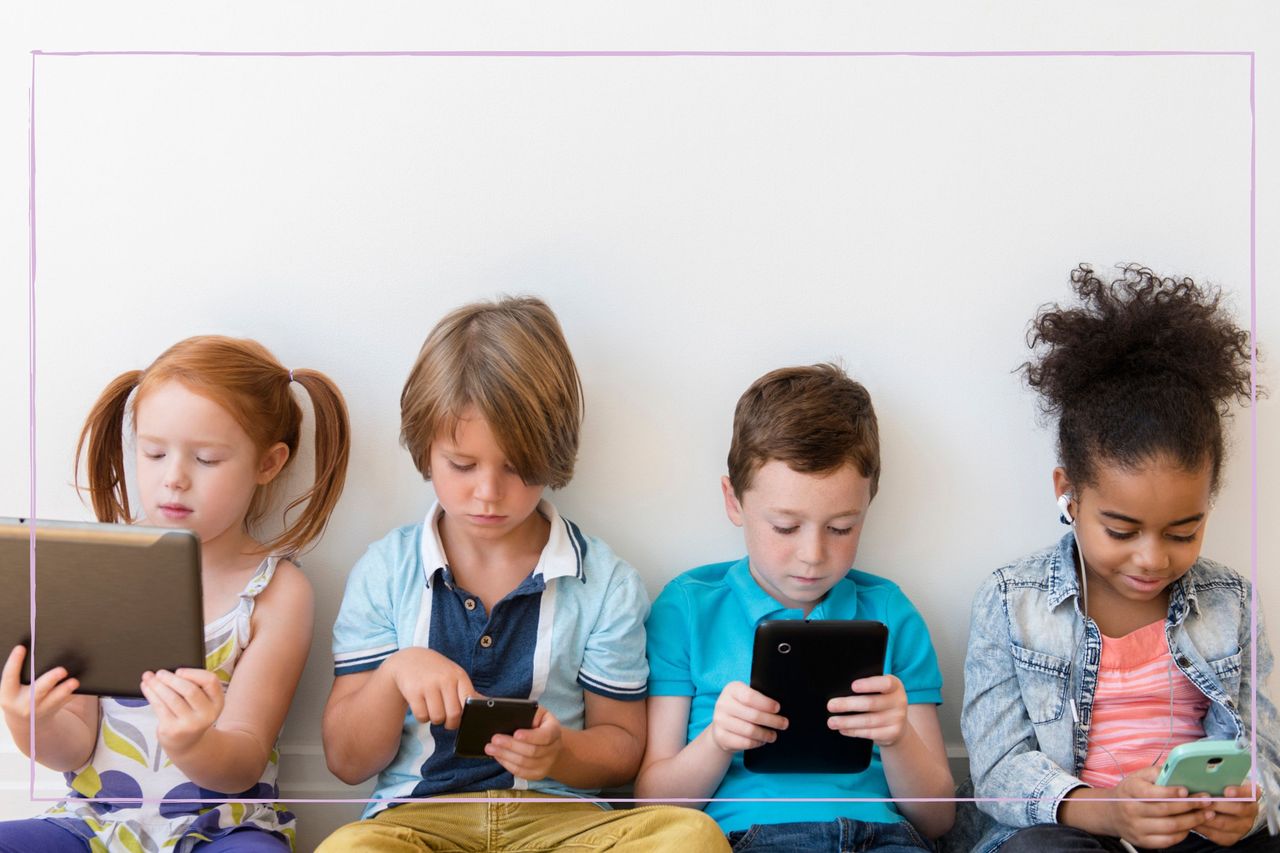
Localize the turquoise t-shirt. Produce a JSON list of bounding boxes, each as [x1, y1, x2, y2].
[[645, 557, 943, 833]]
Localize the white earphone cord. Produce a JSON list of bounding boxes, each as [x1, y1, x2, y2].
[[1068, 525, 1177, 780]]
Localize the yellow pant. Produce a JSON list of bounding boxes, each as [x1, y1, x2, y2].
[[314, 790, 729, 852]]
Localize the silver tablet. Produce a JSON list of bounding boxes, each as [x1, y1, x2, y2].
[[0, 517, 204, 698]]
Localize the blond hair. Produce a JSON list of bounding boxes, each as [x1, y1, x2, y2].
[[400, 295, 583, 489]]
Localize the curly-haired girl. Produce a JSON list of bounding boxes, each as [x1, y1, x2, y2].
[[960, 264, 1278, 852]]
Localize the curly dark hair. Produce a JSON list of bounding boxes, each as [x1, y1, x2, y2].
[[1022, 263, 1256, 492]]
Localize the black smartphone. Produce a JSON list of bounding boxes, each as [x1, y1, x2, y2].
[[454, 697, 539, 758]]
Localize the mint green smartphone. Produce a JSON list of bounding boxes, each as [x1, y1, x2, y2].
[[1154, 740, 1251, 796]]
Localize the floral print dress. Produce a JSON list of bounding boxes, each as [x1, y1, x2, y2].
[[38, 556, 297, 852]]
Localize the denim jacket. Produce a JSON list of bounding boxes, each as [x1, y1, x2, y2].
[[956, 533, 1279, 853]]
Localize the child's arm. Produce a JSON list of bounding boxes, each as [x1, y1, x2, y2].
[[828, 675, 955, 838], [140, 560, 313, 793], [634, 683, 787, 804], [1057, 768, 1210, 848], [0, 645, 99, 771], [322, 646, 476, 784], [484, 690, 646, 788]]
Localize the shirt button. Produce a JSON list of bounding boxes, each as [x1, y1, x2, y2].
[[464, 599, 476, 611], [1176, 655, 1192, 668], [480, 635, 493, 648]]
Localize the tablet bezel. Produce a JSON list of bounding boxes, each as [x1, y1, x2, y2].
[[745, 618, 888, 774], [1, 517, 205, 698]]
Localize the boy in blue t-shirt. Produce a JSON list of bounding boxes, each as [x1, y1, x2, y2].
[[318, 296, 726, 852], [636, 363, 955, 852]]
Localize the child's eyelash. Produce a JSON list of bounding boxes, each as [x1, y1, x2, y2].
[[1105, 529, 1198, 544], [448, 461, 475, 472], [771, 525, 854, 536]]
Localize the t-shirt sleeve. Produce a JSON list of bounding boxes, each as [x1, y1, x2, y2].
[[577, 562, 650, 701], [645, 579, 696, 697], [882, 587, 944, 705], [332, 535, 402, 677]]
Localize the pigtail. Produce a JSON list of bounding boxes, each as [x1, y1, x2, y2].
[[74, 370, 142, 523], [266, 369, 351, 557]]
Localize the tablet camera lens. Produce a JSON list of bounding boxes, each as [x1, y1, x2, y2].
[[778, 642, 791, 654], [487, 699, 495, 708]]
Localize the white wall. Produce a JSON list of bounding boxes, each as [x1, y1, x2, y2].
[[3, 4, 1279, 850]]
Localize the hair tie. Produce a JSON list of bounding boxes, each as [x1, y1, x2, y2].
[[288, 369, 295, 383]]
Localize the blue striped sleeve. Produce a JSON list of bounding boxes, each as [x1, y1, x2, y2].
[[332, 534, 403, 677], [578, 562, 650, 701]]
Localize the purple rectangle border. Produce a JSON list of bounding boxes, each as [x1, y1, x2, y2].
[[25, 48, 1261, 807]]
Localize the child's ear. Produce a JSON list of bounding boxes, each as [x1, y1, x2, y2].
[[721, 475, 745, 527], [1051, 467, 1073, 502], [257, 442, 290, 485]]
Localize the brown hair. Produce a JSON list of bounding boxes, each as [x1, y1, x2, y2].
[[400, 295, 583, 489], [75, 335, 351, 557], [727, 362, 881, 499]]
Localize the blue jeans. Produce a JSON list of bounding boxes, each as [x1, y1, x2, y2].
[[999, 824, 1280, 852], [726, 817, 933, 852]]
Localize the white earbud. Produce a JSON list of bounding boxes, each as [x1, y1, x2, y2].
[[1058, 493, 1074, 525]]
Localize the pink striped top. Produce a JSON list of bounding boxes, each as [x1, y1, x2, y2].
[[1080, 619, 1209, 788]]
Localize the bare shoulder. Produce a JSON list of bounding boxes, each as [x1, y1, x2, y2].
[[250, 558, 314, 634]]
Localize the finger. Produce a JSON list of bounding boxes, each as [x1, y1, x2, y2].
[[512, 721, 554, 746], [441, 689, 464, 731], [405, 692, 430, 723], [490, 734, 539, 758], [139, 680, 174, 721], [174, 668, 223, 703], [156, 671, 203, 703], [0, 646, 26, 695], [850, 675, 898, 694], [730, 704, 789, 731], [726, 682, 782, 714], [140, 673, 185, 716], [721, 715, 779, 745], [827, 695, 872, 714], [30, 666, 72, 702], [423, 689, 447, 726], [36, 675, 81, 714]]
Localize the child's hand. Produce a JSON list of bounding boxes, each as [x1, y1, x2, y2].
[[710, 680, 788, 754], [1106, 766, 1213, 848], [0, 646, 81, 729], [1188, 784, 1259, 847], [485, 705, 562, 781], [141, 668, 224, 756], [385, 647, 476, 730], [827, 674, 908, 747]]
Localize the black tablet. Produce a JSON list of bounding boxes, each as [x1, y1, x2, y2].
[[745, 619, 888, 773], [0, 518, 205, 698]]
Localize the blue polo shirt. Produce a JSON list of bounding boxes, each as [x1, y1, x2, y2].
[[332, 500, 649, 817], [646, 556, 943, 833]]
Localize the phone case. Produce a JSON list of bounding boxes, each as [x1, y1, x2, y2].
[[454, 697, 538, 758], [1154, 740, 1251, 796]]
